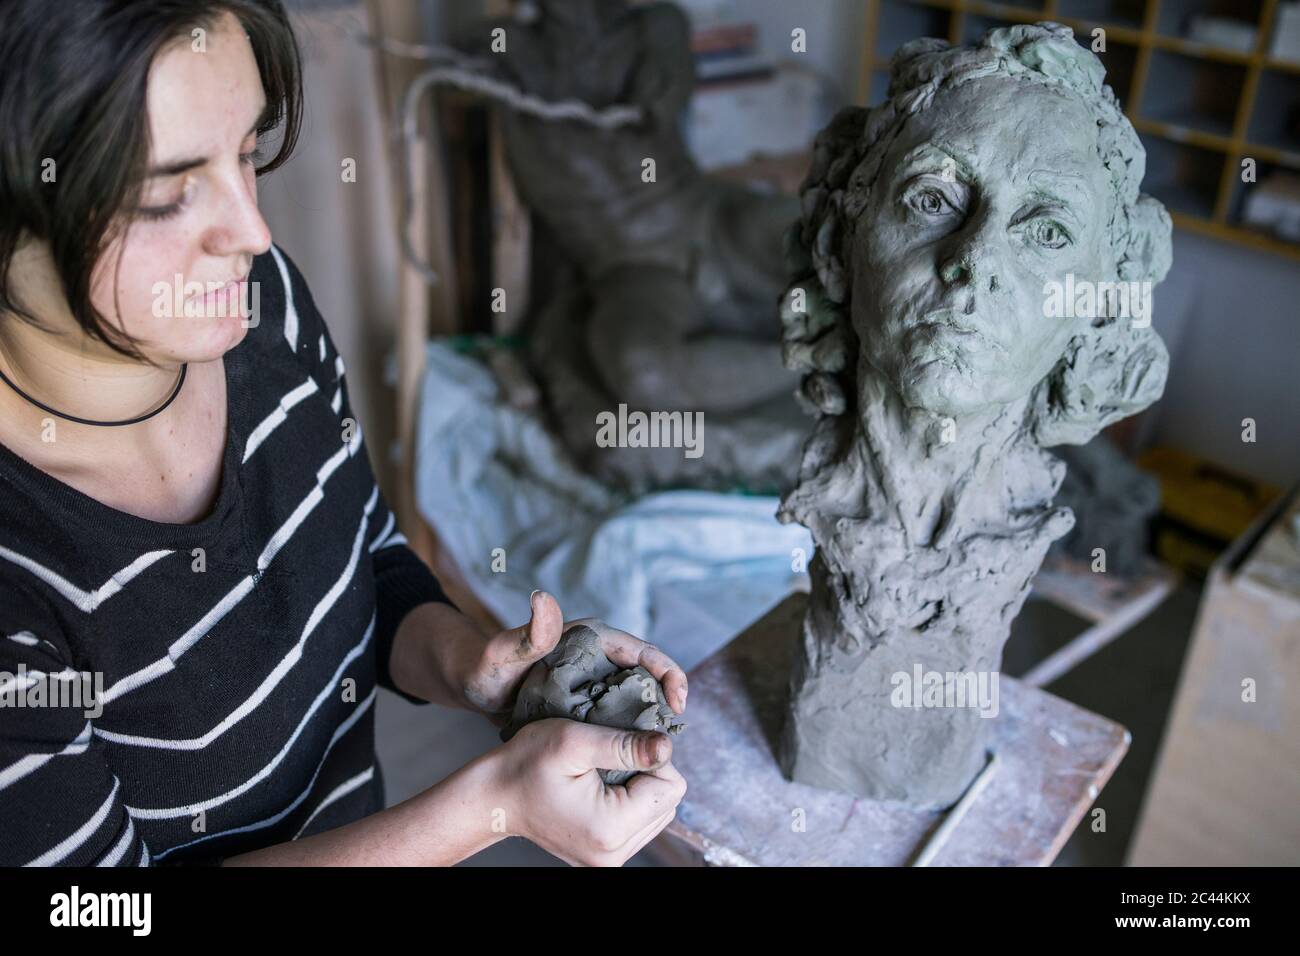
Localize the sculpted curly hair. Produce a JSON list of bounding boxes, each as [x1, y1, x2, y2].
[[781, 21, 1172, 447]]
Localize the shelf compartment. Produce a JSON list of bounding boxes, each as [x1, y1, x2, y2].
[[1246, 67, 1300, 155], [1137, 135, 1225, 220], [1154, 0, 1265, 50], [1224, 155, 1300, 246], [1056, 0, 1147, 32], [1137, 50, 1246, 140], [875, 0, 952, 60]]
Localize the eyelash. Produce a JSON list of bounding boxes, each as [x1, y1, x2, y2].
[[136, 147, 262, 222], [137, 203, 182, 223]]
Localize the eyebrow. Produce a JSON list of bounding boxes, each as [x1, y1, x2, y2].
[[1025, 171, 1089, 209], [899, 142, 976, 181], [147, 104, 269, 178]]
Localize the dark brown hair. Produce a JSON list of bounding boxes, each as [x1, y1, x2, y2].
[[0, 0, 303, 361]]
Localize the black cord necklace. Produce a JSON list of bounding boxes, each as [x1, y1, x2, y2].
[[0, 362, 188, 427]]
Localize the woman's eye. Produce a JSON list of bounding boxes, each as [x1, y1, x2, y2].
[[136, 202, 182, 222], [239, 147, 264, 167], [1028, 217, 1071, 249], [136, 175, 196, 222]]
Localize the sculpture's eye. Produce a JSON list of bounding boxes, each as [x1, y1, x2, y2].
[[1027, 217, 1072, 249], [911, 188, 948, 216]]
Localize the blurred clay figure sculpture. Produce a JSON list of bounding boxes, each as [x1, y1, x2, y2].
[[464, 0, 807, 493], [501, 622, 685, 785], [1050, 435, 1162, 576], [777, 23, 1172, 808]]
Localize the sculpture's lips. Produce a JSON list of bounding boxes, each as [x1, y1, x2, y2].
[[915, 310, 1006, 354]]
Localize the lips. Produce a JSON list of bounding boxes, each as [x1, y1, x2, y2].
[[187, 275, 247, 309], [915, 309, 1006, 354]]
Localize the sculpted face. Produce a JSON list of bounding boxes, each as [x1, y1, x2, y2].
[[850, 77, 1115, 417]]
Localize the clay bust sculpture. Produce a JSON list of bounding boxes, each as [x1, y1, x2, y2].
[[777, 23, 1172, 808], [464, 0, 808, 493]]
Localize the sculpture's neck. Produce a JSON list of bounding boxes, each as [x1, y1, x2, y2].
[[854, 372, 1044, 547]]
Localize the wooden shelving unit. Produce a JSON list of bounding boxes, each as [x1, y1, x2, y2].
[[860, 0, 1300, 261]]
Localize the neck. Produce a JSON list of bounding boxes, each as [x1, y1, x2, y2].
[[780, 363, 1069, 638], [854, 372, 1041, 546], [0, 317, 182, 435]]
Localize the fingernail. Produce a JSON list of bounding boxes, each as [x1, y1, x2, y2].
[[529, 589, 540, 610]]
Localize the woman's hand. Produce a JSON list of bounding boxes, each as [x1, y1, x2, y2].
[[458, 591, 689, 727], [488, 717, 687, 866]]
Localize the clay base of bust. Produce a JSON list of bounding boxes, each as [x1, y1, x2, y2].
[[658, 591, 1131, 866], [777, 610, 993, 810]]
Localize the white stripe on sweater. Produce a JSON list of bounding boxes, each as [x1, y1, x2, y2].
[[242, 377, 319, 464], [269, 244, 299, 353], [380, 531, 408, 549], [24, 776, 120, 866], [96, 445, 370, 706], [0, 547, 172, 614], [98, 816, 138, 867], [0, 721, 92, 793], [293, 766, 374, 839], [123, 623, 377, 818], [0, 665, 80, 695], [95, 559, 376, 750], [367, 512, 395, 554], [150, 688, 376, 860]]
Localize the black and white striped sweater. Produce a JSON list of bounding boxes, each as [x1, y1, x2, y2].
[[0, 245, 452, 866]]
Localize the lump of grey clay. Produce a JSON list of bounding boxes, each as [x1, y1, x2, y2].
[[501, 624, 685, 785]]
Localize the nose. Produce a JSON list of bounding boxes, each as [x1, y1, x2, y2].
[[937, 208, 1003, 304], [939, 255, 972, 287], [203, 166, 272, 262]]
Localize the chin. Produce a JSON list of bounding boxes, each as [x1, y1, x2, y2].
[[894, 361, 999, 417], [182, 314, 251, 362]]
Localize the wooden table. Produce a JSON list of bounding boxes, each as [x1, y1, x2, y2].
[[653, 593, 1130, 866]]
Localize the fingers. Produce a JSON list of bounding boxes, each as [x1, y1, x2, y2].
[[604, 765, 686, 864], [619, 806, 677, 864], [612, 754, 687, 834], [571, 619, 688, 714], [577, 806, 676, 868], [493, 590, 564, 665], [626, 752, 686, 791], [622, 754, 687, 810], [554, 721, 673, 779]]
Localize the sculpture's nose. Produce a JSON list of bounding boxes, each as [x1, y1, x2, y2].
[[937, 208, 1003, 314], [939, 256, 972, 286]]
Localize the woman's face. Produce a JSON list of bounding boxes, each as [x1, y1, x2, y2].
[[89, 10, 272, 365], [850, 76, 1115, 417]]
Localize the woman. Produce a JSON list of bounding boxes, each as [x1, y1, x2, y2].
[[0, 0, 686, 866]]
